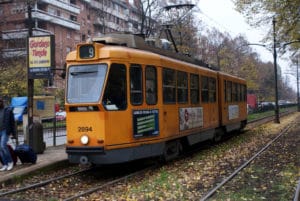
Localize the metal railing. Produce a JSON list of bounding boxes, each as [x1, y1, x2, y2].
[[14, 119, 66, 147]]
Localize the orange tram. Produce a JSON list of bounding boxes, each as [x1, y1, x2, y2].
[[65, 34, 247, 165]]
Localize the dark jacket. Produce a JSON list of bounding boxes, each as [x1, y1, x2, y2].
[[2, 107, 16, 137]]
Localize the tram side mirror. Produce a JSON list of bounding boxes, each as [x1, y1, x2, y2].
[[60, 63, 66, 79]]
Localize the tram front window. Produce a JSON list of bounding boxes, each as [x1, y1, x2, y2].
[[67, 64, 107, 103]]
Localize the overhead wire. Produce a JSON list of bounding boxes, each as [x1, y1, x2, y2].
[[194, 3, 237, 37]]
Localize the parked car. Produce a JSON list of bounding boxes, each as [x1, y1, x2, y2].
[[56, 111, 66, 121]]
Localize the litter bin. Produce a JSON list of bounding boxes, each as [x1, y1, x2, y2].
[[27, 121, 46, 154]]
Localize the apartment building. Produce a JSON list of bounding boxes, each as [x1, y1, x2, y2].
[[0, 0, 143, 87]]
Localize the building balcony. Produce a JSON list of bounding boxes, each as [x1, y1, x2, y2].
[[31, 9, 80, 30], [2, 28, 52, 40], [90, 0, 128, 20], [93, 17, 104, 26], [39, 0, 80, 14], [106, 21, 119, 30], [106, 7, 129, 21], [1, 48, 26, 58]]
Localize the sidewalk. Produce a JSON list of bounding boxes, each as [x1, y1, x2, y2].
[[0, 144, 68, 184]]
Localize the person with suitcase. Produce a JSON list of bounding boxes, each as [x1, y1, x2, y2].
[[0, 97, 16, 171]]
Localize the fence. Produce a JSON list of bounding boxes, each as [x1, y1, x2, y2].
[[15, 119, 66, 147]]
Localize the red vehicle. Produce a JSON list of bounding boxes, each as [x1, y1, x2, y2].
[[247, 94, 257, 111]]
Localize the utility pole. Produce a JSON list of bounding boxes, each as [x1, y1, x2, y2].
[[246, 18, 300, 123], [27, 1, 34, 144], [273, 17, 280, 123], [297, 58, 300, 112]]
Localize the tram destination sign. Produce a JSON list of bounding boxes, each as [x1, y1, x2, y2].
[[28, 35, 55, 79]]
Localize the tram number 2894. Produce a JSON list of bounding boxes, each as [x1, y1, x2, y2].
[[78, 126, 93, 132]]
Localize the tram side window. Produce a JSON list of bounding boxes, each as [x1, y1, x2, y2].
[[232, 82, 237, 102], [239, 84, 243, 102], [190, 74, 199, 104], [242, 84, 247, 102], [244, 85, 247, 101], [130, 64, 143, 105], [237, 84, 241, 102], [224, 80, 227, 102], [145, 66, 157, 105], [102, 63, 127, 110], [226, 81, 232, 102], [163, 68, 176, 104], [201, 76, 209, 103], [209, 77, 216, 102], [177, 71, 188, 103]]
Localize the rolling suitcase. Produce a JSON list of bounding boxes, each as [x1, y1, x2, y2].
[[0, 144, 18, 165], [14, 144, 37, 164]]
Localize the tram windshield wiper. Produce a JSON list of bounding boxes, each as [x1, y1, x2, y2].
[[70, 71, 98, 76]]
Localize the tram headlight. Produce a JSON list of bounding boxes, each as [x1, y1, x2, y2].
[[81, 135, 89, 145]]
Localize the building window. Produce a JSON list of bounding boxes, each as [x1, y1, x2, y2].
[[67, 30, 71, 39], [66, 47, 71, 54], [48, 7, 56, 15], [70, 15, 77, 21]]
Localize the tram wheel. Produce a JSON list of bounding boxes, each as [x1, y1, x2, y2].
[[162, 140, 182, 162]]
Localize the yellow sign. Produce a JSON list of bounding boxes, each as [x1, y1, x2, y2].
[[29, 36, 51, 68]]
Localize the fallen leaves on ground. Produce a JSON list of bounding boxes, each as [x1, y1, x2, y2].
[[85, 113, 300, 201]]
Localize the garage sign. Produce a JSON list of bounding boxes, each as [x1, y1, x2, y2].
[[28, 35, 55, 79]]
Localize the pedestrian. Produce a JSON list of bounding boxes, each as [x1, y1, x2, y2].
[[0, 97, 16, 171]]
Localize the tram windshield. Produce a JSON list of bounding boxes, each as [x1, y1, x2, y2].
[[67, 64, 107, 103]]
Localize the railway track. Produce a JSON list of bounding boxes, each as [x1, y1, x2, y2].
[[0, 167, 92, 199], [247, 109, 295, 126], [64, 164, 157, 201], [0, 111, 297, 200], [0, 160, 157, 200], [200, 121, 294, 201]]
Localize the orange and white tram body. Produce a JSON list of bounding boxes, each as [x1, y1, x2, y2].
[[65, 34, 247, 165]]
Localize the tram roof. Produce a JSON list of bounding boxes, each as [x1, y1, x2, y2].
[[91, 33, 219, 71]]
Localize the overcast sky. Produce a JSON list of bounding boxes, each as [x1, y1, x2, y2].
[[197, 0, 272, 60], [196, 0, 296, 91]]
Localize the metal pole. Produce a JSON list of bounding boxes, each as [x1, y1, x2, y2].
[[273, 17, 280, 123], [297, 59, 300, 112], [27, 2, 34, 145]]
